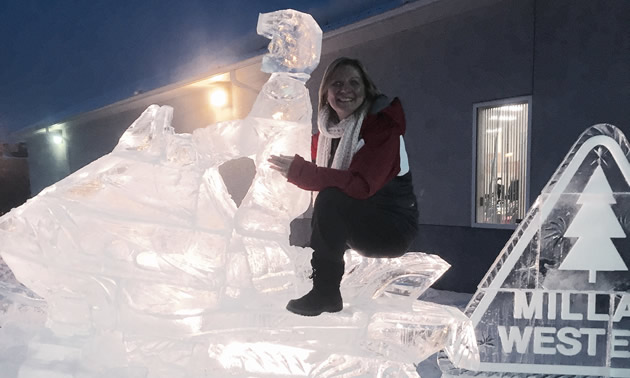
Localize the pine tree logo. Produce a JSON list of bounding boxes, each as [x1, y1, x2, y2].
[[559, 165, 629, 283]]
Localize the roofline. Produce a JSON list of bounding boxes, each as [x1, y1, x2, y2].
[[323, 0, 442, 40], [9, 52, 267, 140], [10, 0, 447, 140]]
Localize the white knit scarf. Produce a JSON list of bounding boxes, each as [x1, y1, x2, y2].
[[316, 105, 368, 170]]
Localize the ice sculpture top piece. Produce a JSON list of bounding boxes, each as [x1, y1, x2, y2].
[[440, 124, 630, 377], [257, 9, 322, 75]]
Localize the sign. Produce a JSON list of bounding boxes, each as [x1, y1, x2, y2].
[[441, 124, 630, 377]]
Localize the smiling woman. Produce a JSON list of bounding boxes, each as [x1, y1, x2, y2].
[[268, 57, 419, 316], [325, 65, 366, 120]]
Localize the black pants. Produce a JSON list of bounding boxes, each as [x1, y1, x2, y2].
[[310, 187, 419, 266]]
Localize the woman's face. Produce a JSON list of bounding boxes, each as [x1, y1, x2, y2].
[[326, 65, 366, 121]]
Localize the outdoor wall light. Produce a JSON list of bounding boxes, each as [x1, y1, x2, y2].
[[208, 84, 231, 109], [48, 129, 64, 145]]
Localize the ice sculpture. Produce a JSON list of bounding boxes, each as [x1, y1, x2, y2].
[[0, 9, 478, 377], [439, 124, 630, 377]]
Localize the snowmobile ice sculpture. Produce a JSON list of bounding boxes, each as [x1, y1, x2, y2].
[[0, 9, 478, 377]]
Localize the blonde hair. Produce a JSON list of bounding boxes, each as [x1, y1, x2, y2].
[[318, 57, 380, 117]]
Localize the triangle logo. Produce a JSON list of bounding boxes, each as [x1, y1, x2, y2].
[[440, 124, 630, 377]]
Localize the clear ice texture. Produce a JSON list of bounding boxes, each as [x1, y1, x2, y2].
[[257, 9, 322, 75], [439, 124, 630, 377], [0, 9, 478, 377]]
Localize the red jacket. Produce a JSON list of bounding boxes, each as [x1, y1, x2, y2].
[[287, 98, 405, 199]]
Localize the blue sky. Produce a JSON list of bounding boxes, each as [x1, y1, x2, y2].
[[0, 0, 407, 139]]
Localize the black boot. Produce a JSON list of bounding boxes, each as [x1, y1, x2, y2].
[[286, 257, 344, 316]]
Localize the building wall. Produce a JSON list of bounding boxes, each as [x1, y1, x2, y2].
[[0, 144, 31, 216], [313, 0, 535, 227], [13, 0, 630, 292], [0, 158, 31, 215], [22, 131, 71, 194], [306, 0, 535, 291], [306, 0, 630, 291], [530, 0, 630, 197], [22, 75, 267, 194]]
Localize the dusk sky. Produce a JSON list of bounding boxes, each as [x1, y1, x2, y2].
[[0, 0, 406, 139]]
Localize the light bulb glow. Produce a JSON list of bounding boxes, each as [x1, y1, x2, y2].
[[209, 88, 228, 108]]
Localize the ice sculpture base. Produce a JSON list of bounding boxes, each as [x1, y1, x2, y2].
[[0, 251, 479, 377]]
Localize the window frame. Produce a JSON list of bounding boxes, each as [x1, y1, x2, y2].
[[471, 96, 532, 229]]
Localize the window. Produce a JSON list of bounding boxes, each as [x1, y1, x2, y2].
[[473, 97, 531, 227]]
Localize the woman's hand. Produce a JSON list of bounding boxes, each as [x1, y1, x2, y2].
[[268, 154, 295, 178]]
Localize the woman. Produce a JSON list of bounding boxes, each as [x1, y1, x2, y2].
[[268, 57, 419, 316]]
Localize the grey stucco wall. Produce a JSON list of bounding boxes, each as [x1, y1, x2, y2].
[[23, 131, 71, 195], [305, 0, 630, 291], [309, 0, 535, 228], [531, 0, 630, 197]]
